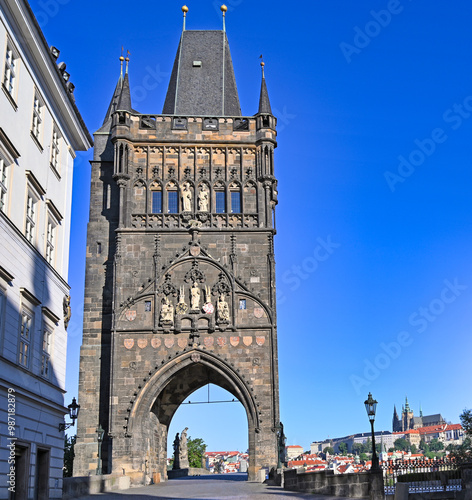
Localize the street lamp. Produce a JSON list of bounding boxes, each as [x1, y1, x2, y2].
[[364, 392, 379, 470], [59, 397, 80, 431], [96, 424, 105, 475]]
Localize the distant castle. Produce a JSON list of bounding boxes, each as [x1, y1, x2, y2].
[[392, 397, 446, 432]]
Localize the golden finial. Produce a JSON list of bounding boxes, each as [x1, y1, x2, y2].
[[260, 55, 265, 76], [221, 4, 227, 31], [182, 5, 188, 31], [120, 48, 125, 78], [125, 50, 130, 74]]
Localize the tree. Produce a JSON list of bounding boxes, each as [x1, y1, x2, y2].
[[323, 446, 335, 455], [360, 452, 368, 462], [410, 444, 418, 454], [338, 442, 348, 455], [188, 437, 207, 469], [63, 435, 76, 477], [452, 408, 472, 460], [429, 438, 444, 452], [394, 438, 409, 452], [352, 443, 363, 455], [388, 447, 395, 453]]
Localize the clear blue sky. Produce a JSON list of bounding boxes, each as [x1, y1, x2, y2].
[[31, 1, 472, 453]]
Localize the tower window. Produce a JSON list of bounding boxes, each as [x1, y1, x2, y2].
[[239, 299, 246, 310], [0, 156, 8, 213], [145, 301, 152, 312], [231, 191, 241, 213], [167, 191, 178, 213], [152, 191, 162, 213], [215, 191, 226, 213]]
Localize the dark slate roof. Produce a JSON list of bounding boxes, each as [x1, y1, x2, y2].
[[258, 71, 272, 114], [421, 414, 445, 425], [101, 75, 123, 126], [117, 73, 132, 113], [163, 30, 241, 116]]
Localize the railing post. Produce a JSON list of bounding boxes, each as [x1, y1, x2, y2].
[[460, 462, 472, 500]]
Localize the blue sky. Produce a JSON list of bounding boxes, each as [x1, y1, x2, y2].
[[31, 1, 472, 453]]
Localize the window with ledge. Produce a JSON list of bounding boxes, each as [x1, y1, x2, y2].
[[167, 190, 178, 214], [19, 309, 33, 368], [41, 326, 52, 378], [3, 42, 18, 98], [31, 91, 43, 143], [215, 191, 226, 213], [0, 156, 8, 213], [45, 217, 56, 265], [25, 192, 37, 243], [239, 299, 247, 310], [50, 127, 60, 172], [152, 190, 162, 213]]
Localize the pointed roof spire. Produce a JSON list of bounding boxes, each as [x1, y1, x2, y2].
[[117, 51, 132, 112], [101, 53, 125, 126], [258, 58, 272, 115]]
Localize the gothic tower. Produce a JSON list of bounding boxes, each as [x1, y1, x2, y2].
[[74, 8, 280, 483]]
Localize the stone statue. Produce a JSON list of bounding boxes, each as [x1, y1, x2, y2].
[[217, 294, 230, 322], [172, 433, 180, 470], [63, 295, 71, 330], [277, 421, 286, 468], [182, 182, 192, 212], [198, 184, 209, 212], [190, 282, 201, 311], [160, 297, 174, 325], [179, 427, 189, 469], [176, 286, 188, 315]]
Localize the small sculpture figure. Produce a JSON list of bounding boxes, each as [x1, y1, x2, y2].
[[198, 185, 209, 212], [190, 282, 201, 311], [160, 297, 174, 325], [182, 182, 192, 212], [63, 295, 71, 330], [172, 433, 180, 470], [179, 427, 189, 469], [277, 421, 287, 468], [217, 294, 230, 323], [202, 285, 214, 314]]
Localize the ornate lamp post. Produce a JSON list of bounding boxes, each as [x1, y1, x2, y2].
[[59, 397, 80, 431], [96, 424, 105, 475], [364, 392, 379, 470]]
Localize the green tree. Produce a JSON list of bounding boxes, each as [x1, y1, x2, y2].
[[323, 446, 335, 455], [388, 447, 395, 453], [452, 408, 472, 460], [360, 452, 368, 461], [429, 438, 444, 452], [63, 435, 76, 477], [352, 443, 363, 455], [394, 438, 409, 451], [188, 437, 207, 468], [338, 442, 348, 455], [410, 444, 418, 454]]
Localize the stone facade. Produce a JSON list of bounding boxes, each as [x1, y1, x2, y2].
[[74, 24, 280, 483]]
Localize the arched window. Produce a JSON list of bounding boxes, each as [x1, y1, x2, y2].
[[167, 181, 178, 214], [229, 182, 241, 213], [214, 182, 226, 213], [150, 182, 162, 214]]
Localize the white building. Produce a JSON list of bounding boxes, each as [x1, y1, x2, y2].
[[0, 1, 92, 498]]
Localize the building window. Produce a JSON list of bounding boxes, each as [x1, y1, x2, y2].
[[31, 91, 43, 142], [239, 299, 246, 310], [231, 191, 241, 213], [0, 156, 8, 213], [167, 191, 178, 213], [19, 310, 33, 368], [41, 326, 52, 378], [25, 193, 37, 243], [215, 191, 226, 213], [0, 288, 5, 343], [152, 190, 162, 213], [3, 42, 18, 98], [45, 217, 56, 265], [145, 301, 152, 312], [50, 127, 60, 172]]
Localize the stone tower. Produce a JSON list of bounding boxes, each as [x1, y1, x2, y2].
[[74, 10, 280, 483]]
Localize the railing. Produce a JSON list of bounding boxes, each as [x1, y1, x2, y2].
[[131, 213, 260, 230], [382, 458, 462, 495]]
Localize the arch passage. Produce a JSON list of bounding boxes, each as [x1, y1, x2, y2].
[[119, 350, 262, 481]]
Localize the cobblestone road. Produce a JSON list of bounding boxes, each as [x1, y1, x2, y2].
[[76, 473, 354, 499]]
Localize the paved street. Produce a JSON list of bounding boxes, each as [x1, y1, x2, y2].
[[76, 473, 352, 499]]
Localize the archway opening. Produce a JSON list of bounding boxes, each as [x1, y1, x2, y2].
[[167, 384, 248, 473]]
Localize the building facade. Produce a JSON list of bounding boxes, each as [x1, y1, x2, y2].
[[74, 12, 280, 483], [0, 1, 92, 498]]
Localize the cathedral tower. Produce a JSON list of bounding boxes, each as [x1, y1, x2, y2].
[[74, 8, 280, 482]]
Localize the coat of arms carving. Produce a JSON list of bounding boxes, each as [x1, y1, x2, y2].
[[230, 336, 240, 347], [253, 308, 264, 318], [217, 337, 226, 347], [256, 336, 265, 346], [125, 310, 137, 321], [124, 339, 134, 349], [164, 338, 174, 348], [204, 337, 214, 348], [137, 339, 148, 349], [243, 336, 253, 346], [151, 338, 161, 349]]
